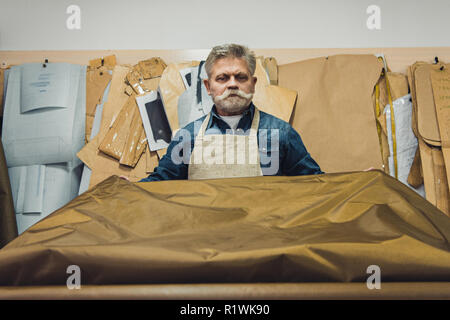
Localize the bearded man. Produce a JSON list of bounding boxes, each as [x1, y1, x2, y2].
[[140, 44, 322, 181]]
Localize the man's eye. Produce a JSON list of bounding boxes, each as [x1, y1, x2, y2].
[[216, 76, 226, 81], [237, 75, 248, 81]]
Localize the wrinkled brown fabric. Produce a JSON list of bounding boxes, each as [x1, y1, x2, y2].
[[0, 171, 449, 286], [0, 139, 17, 248]]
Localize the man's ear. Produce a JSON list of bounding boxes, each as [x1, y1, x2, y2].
[[203, 79, 211, 95], [251, 76, 257, 93]]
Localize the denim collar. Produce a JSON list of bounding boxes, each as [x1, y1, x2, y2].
[[207, 103, 256, 131]]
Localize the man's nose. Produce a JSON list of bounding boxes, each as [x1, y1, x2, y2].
[[227, 76, 239, 89]]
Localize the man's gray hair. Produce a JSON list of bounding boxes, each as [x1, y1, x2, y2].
[[205, 44, 256, 77]]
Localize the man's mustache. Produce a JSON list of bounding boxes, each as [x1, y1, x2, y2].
[[215, 89, 253, 101]]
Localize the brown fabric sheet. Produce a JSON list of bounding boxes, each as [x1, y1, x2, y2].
[[0, 139, 17, 248], [279, 54, 384, 173], [0, 171, 449, 286]]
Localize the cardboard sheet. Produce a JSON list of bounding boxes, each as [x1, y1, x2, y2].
[[98, 94, 137, 160], [263, 57, 278, 85], [253, 59, 297, 123], [373, 75, 390, 173], [415, 64, 441, 146], [136, 57, 167, 79], [78, 79, 111, 195], [430, 64, 450, 193], [408, 147, 423, 188], [431, 147, 450, 214], [408, 62, 428, 139], [418, 137, 437, 206], [1, 172, 449, 286], [387, 72, 409, 101], [85, 67, 112, 142], [89, 55, 117, 70], [408, 61, 450, 213], [279, 55, 384, 173], [119, 106, 146, 167]]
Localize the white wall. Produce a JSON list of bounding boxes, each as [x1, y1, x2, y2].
[[0, 0, 449, 50]]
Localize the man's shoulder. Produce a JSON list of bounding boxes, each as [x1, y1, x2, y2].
[[257, 108, 292, 131], [178, 115, 207, 133]]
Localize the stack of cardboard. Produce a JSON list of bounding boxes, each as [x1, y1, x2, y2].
[[77, 57, 167, 188], [408, 60, 450, 215]]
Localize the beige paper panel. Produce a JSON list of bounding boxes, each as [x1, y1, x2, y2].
[[120, 110, 146, 167], [263, 57, 278, 85], [99, 94, 137, 160], [85, 71, 112, 143], [408, 62, 422, 138], [253, 59, 297, 123], [278, 54, 384, 173], [386, 72, 409, 101], [89, 55, 117, 69], [418, 138, 437, 205], [430, 65, 450, 195], [136, 57, 167, 79], [415, 64, 441, 146], [88, 150, 148, 186], [407, 148, 423, 188], [431, 148, 450, 215]]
